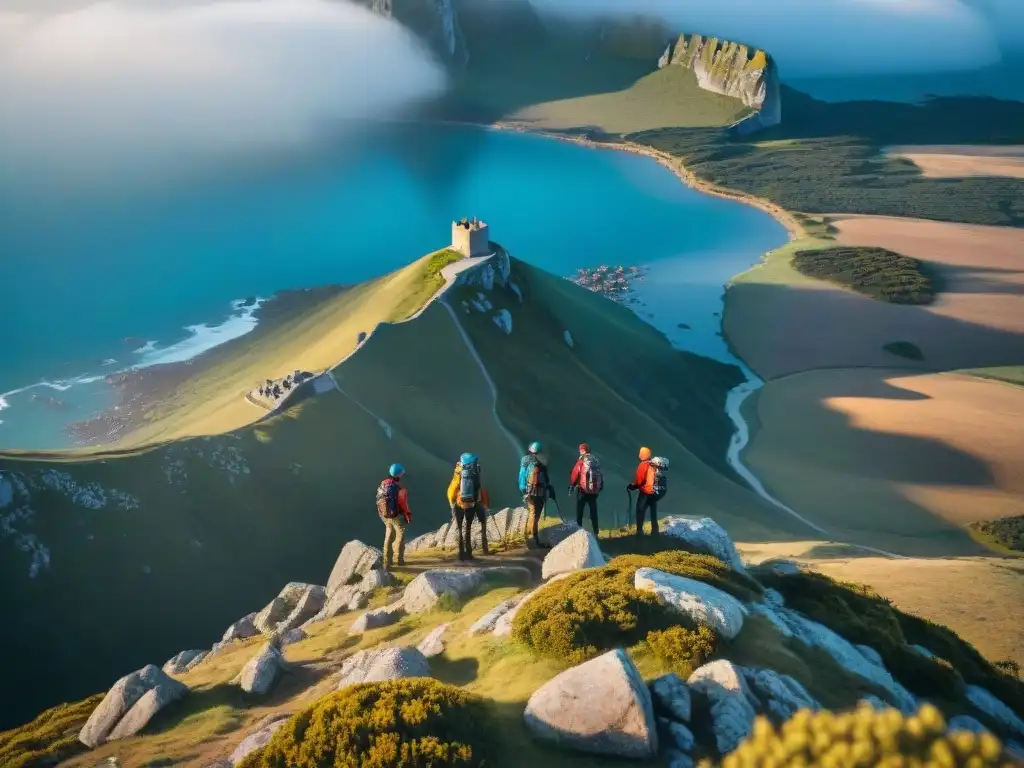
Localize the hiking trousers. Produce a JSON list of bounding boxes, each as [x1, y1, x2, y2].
[[453, 504, 488, 559], [635, 493, 659, 535], [382, 515, 407, 568], [575, 492, 599, 536], [525, 494, 545, 542]]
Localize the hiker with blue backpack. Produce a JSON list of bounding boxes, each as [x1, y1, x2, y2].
[[375, 463, 412, 569], [568, 442, 603, 538], [627, 446, 669, 536], [447, 452, 492, 561], [519, 441, 554, 548]]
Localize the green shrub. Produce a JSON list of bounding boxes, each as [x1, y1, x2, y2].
[[512, 551, 755, 664], [0, 694, 103, 768], [720, 703, 1011, 767], [792, 246, 937, 305], [761, 571, 1024, 716], [645, 625, 717, 678], [238, 679, 489, 768], [969, 515, 1024, 553]]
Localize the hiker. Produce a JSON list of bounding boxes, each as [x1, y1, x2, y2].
[[568, 443, 603, 537], [376, 463, 412, 569], [627, 447, 668, 536], [447, 453, 491, 561], [519, 441, 554, 548]]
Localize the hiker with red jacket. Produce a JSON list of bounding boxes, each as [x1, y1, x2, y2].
[[568, 443, 603, 538], [627, 447, 669, 536], [376, 463, 412, 569]]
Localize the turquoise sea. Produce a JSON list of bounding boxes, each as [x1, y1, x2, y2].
[[0, 123, 788, 450]]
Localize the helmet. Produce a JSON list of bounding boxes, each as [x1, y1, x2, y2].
[[460, 452, 477, 465], [638, 446, 652, 461], [388, 463, 405, 477], [578, 443, 590, 454], [528, 441, 542, 454]]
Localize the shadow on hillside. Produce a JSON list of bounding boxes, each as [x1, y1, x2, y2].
[[937, 264, 1024, 296]]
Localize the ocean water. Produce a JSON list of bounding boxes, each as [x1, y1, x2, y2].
[[0, 123, 787, 450]]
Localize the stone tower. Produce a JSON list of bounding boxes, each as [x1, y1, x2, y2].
[[451, 217, 490, 257]]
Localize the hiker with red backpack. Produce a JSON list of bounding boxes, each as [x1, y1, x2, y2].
[[447, 452, 492, 561], [376, 463, 412, 569], [568, 443, 603, 537], [627, 447, 668, 536], [519, 441, 554, 548]]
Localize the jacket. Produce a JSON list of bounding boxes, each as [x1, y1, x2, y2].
[[633, 460, 655, 496], [569, 453, 599, 494], [519, 454, 550, 496], [447, 464, 491, 510], [381, 478, 412, 523]]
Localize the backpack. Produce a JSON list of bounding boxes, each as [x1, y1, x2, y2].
[[579, 453, 603, 494], [523, 454, 546, 497], [455, 461, 481, 510], [647, 457, 669, 500], [375, 478, 400, 518]]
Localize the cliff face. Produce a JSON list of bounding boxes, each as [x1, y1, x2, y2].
[[355, 0, 469, 66], [658, 33, 782, 130]]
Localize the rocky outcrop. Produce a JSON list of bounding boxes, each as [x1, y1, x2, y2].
[[228, 714, 291, 766], [493, 586, 541, 637], [740, 666, 820, 722], [687, 660, 756, 755], [634, 567, 746, 640], [238, 643, 285, 695], [337, 647, 431, 689], [163, 649, 207, 675], [658, 33, 781, 132], [651, 673, 692, 723], [660, 516, 746, 572], [417, 623, 450, 658], [469, 594, 526, 635], [253, 582, 325, 635], [79, 665, 188, 747], [308, 568, 396, 625], [402, 568, 483, 613], [406, 506, 529, 553], [541, 529, 605, 579], [349, 604, 405, 634], [326, 540, 383, 597], [221, 612, 259, 644], [524, 649, 658, 758]]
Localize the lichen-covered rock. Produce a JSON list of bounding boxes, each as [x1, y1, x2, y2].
[[107, 681, 188, 740], [221, 612, 259, 643], [524, 649, 658, 758], [79, 665, 184, 747], [349, 605, 405, 634], [541, 529, 605, 579], [326, 540, 383, 596], [402, 568, 483, 614], [417, 623, 450, 658], [276, 584, 326, 633], [336, 647, 430, 689], [238, 643, 283, 695], [687, 660, 757, 755], [660, 516, 745, 572], [470, 594, 526, 636], [228, 713, 291, 766], [966, 685, 1024, 738], [751, 602, 917, 714], [538, 521, 582, 548], [651, 673, 691, 723], [163, 649, 207, 675], [740, 666, 820, 722], [658, 716, 695, 752], [634, 567, 746, 640], [253, 582, 323, 635]]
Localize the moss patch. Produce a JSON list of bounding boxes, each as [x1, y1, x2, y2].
[[238, 678, 490, 768], [512, 551, 759, 664], [791, 246, 937, 305], [0, 694, 103, 768], [724, 703, 1010, 767]]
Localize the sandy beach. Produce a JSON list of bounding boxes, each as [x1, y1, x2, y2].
[[886, 144, 1024, 179]]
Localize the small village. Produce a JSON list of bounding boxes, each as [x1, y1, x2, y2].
[[568, 264, 645, 304]]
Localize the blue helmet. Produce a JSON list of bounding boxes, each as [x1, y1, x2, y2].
[[528, 441, 542, 454], [388, 463, 405, 477], [460, 452, 477, 465]]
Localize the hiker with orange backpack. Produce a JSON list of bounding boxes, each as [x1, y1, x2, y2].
[[376, 463, 412, 569], [627, 447, 669, 536], [568, 443, 603, 538], [519, 441, 554, 548], [447, 452, 491, 561]]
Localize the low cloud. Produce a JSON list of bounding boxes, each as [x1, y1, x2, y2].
[[0, 0, 447, 192], [529, 0, 1004, 76]]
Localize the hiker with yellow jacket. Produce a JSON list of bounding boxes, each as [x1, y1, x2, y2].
[[447, 452, 492, 561]]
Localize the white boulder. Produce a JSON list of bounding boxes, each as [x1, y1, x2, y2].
[[253, 582, 324, 635], [634, 567, 746, 640], [238, 643, 284, 695], [402, 569, 483, 614], [687, 660, 757, 755], [524, 649, 658, 758], [326, 540, 383, 596], [417, 623, 450, 658], [337, 647, 430, 689], [349, 605, 405, 634], [221, 612, 259, 644], [651, 673, 692, 723], [163, 649, 207, 675], [541, 529, 605, 579], [661, 516, 745, 572], [470, 594, 526, 636], [493, 587, 541, 637], [79, 665, 187, 747], [107, 682, 188, 741], [228, 714, 291, 765]]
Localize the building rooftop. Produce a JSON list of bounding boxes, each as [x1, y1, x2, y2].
[[455, 216, 487, 231]]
